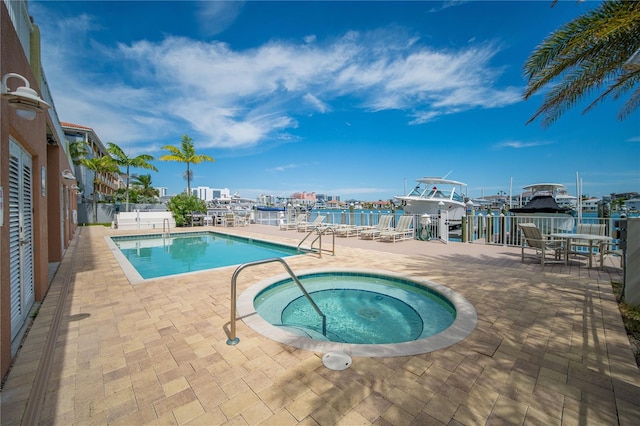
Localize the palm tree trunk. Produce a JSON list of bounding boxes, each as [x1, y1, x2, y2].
[[187, 162, 191, 195], [92, 180, 99, 223], [125, 165, 130, 212]]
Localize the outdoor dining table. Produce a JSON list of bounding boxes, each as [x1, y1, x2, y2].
[[549, 233, 613, 268]]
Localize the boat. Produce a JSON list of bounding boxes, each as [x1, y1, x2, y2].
[[395, 177, 469, 226], [509, 183, 576, 231], [256, 205, 285, 212]]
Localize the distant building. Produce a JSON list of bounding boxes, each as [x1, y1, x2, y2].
[[612, 192, 639, 201], [193, 186, 230, 202], [258, 194, 277, 206], [291, 191, 316, 200], [61, 122, 122, 202], [581, 197, 601, 213], [156, 187, 168, 197], [625, 198, 640, 211]]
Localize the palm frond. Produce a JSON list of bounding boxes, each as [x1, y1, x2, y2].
[[523, 0, 640, 125]]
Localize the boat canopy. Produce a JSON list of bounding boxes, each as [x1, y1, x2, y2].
[[416, 177, 467, 187], [522, 183, 567, 196], [510, 195, 573, 214]]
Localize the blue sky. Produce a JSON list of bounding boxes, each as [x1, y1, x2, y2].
[[31, 1, 639, 200]]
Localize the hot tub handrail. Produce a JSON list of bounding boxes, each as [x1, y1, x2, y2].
[[227, 257, 326, 345]]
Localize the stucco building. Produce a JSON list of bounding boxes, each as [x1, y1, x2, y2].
[[1, 0, 77, 379]]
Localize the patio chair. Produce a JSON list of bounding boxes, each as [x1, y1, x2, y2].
[[379, 215, 414, 243], [360, 215, 392, 240], [518, 222, 565, 266], [190, 211, 204, 226], [571, 223, 606, 258], [223, 212, 236, 227]]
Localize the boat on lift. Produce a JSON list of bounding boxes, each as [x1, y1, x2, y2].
[[509, 183, 576, 231], [395, 177, 468, 226]]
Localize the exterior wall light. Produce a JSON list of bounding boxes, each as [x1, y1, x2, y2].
[[1, 72, 51, 120], [61, 169, 76, 180]]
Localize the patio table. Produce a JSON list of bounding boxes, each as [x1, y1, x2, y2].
[[549, 233, 612, 268]]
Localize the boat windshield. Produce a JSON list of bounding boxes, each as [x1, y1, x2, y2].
[[408, 185, 422, 197], [406, 183, 465, 201], [425, 187, 452, 200]]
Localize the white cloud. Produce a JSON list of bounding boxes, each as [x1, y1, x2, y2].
[[494, 140, 553, 149], [196, 1, 246, 36], [303, 93, 330, 113], [267, 164, 300, 173], [36, 9, 521, 153]]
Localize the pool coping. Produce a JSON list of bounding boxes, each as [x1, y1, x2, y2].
[[236, 267, 478, 357], [104, 231, 303, 285]]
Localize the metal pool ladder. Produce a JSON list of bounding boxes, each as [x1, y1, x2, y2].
[[227, 257, 326, 345], [297, 225, 335, 257], [162, 218, 171, 237]]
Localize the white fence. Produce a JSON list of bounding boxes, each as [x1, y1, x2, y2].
[[255, 209, 625, 251]]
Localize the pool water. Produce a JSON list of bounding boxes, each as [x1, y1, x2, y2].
[[110, 232, 298, 281], [254, 273, 456, 344]]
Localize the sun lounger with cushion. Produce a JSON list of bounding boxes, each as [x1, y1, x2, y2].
[[360, 215, 392, 240], [379, 215, 414, 242], [297, 215, 326, 232]]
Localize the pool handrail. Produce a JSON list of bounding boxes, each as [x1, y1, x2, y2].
[[227, 257, 327, 345], [297, 225, 335, 257]]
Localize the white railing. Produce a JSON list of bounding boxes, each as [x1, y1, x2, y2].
[[252, 208, 624, 251], [5, 0, 32, 62], [458, 213, 622, 248]]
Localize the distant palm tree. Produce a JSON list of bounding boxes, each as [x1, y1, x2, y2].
[[68, 140, 89, 165], [159, 134, 214, 195], [107, 142, 158, 212], [523, 0, 640, 126], [131, 174, 158, 198], [79, 156, 121, 222]]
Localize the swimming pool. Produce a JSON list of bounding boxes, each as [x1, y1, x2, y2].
[[238, 268, 477, 357], [106, 231, 299, 284]]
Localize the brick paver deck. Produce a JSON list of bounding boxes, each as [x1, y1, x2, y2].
[[1, 224, 638, 425]]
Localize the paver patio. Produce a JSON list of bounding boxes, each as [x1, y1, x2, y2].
[[1, 224, 638, 425]]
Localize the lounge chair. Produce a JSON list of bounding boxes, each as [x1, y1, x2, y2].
[[334, 224, 361, 238], [360, 215, 392, 240], [280, 213, 307, 230], [379, 215, 414, 243], [518, 223, 565, 266], [297, 215, 326, 232]]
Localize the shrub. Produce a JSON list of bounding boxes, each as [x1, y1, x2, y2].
[[166, 194, 207, 227]]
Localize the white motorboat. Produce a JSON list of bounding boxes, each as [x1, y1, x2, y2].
[[509, 183, 576, 232], [395, 177, 468, 224]]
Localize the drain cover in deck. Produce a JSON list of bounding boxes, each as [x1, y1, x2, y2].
[[322, 352, 352, 370]]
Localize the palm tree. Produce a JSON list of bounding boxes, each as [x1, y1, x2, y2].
[[107, 142, 158, 212], [159, 134, 214, 195], [79, 156, 121, 222], [523, 0, 640, 127], [131, 174, 158, 198], [68, 140, 89, 165]]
